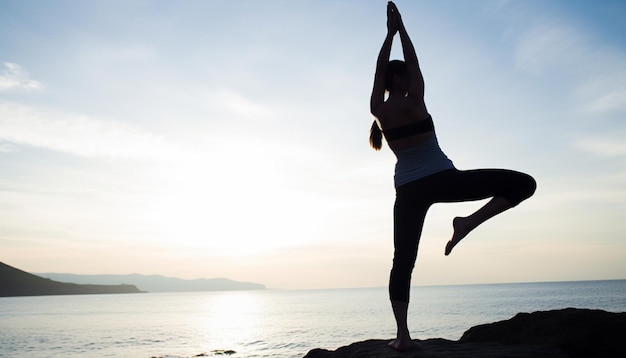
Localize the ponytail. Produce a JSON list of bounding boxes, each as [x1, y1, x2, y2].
[[369, 120, 383, 151]]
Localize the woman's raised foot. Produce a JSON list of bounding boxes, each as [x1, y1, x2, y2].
[[445, 217, 470, 256]]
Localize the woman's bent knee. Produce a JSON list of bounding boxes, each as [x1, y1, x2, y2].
[[509, 172, 536, 206], [522, 173, 537, 200]]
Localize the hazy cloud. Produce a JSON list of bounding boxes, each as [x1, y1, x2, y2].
[[0, 102, 181, 160], [515, 20, 626, 114], [577, 138, 626, 157], [0, 62, 43, 92], [589, 88, 626, 113], [0, 141, 18, 153], [515, 24, 586, 75]]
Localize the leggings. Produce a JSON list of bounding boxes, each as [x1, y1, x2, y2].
[[389, 168, 536, 302]]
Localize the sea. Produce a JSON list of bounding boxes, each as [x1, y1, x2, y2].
[[1, 280, 625, 358]]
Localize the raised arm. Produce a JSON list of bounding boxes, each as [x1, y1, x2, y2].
[[370, 3, 398, 116], [391, 2, 425, 100]]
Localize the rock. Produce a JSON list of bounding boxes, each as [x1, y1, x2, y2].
[[304, 308, 626, 358], [461, 307, 626, 358], [304, 338, 565, 357]]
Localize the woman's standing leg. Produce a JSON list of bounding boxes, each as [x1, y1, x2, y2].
[[388, 184, 429, 350]]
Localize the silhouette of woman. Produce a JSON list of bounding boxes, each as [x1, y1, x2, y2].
[[370, 2, 536, 351]]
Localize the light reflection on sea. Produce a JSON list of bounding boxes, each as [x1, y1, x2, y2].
[[1, 280, 624, 357]]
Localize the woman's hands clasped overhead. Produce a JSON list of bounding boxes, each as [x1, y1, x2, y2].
[[386, 1, 399, 35]]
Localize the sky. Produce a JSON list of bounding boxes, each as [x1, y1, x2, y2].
[[1, 0, 625, 290]]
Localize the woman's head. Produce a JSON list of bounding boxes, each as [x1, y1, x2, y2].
[[385, 60, 408, 93]]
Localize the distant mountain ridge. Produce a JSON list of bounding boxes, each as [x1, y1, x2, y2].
[[37, 272, 266, 293], [0, 261, 142, 297]]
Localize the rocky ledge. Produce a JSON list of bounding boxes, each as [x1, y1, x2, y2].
[[304, 308, 626, 358]]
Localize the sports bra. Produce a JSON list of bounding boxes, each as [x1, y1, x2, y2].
[[383, 115, 434, 141]]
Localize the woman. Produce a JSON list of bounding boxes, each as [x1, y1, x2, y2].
[[370, 2, 536, 351]]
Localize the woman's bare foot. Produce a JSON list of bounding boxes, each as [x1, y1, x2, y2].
[[445, 217, 471, 256], [388, 337, 421, 351]]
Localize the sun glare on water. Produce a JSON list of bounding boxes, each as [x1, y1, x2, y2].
[[196, 291, 265, 351]]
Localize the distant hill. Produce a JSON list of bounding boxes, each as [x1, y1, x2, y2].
[[37, 272, 266, 293], [0, 262, 142, 297]]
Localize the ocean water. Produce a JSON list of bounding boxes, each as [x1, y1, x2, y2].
[[1, 280, 625, 358]]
